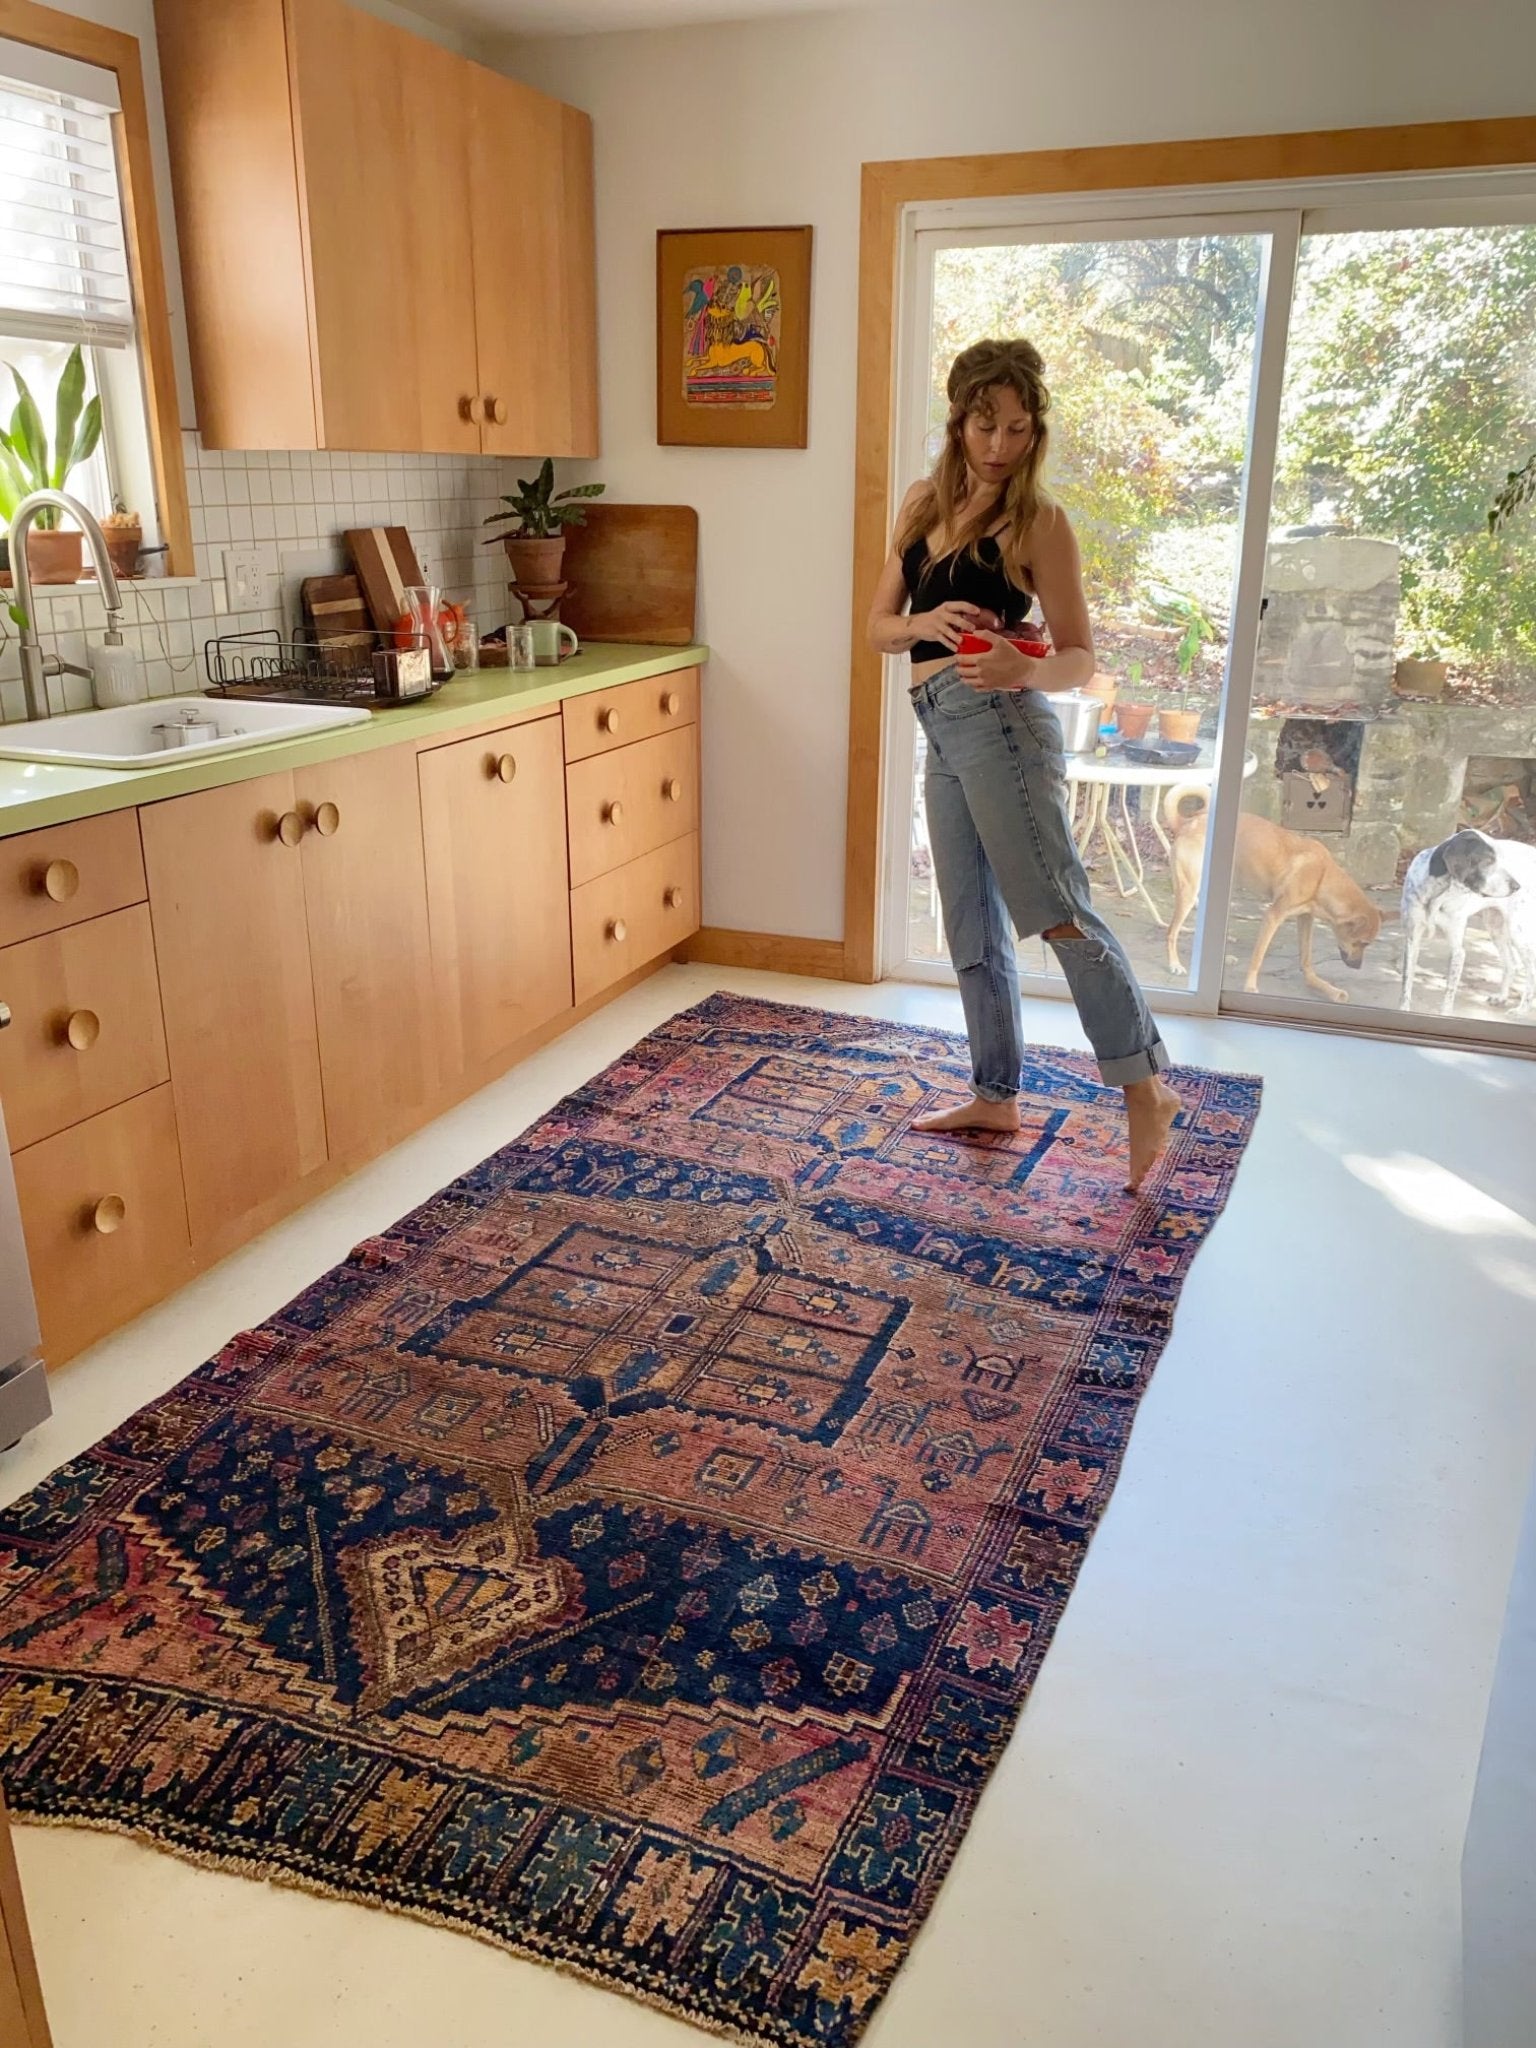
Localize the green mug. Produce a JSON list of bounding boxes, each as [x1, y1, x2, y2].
[[528, 619, 579, 665]]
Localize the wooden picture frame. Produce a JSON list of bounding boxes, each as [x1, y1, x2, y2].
[[657, 225, 812, 448]]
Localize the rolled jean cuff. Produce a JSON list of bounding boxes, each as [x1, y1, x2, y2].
[[1097, 1039, 1170, 1087], [972, 1081, 1018, 1104]]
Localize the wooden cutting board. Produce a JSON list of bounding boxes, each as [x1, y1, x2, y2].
[[301, 574, 373, 658], [558, 505, 698, 646], [345, 527, 426, 633]]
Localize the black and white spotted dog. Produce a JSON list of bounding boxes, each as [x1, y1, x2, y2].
[[1400, 828, 1536, 1014]]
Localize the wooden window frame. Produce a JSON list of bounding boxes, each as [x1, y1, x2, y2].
[[843, 115, 1536, 984], [0, 0, 191, 577]]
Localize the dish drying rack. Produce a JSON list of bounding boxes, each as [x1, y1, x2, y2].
[[203, 626, 440, 708]]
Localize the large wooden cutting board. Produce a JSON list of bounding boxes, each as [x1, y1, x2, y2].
[[345, 527, 426, 633], [558, 505, 698, 646]]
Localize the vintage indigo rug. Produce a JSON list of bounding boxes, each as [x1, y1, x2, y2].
[[0, 994, 1258, 2043]]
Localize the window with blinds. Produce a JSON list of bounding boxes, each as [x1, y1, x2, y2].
[[0, 41, 133, 351]]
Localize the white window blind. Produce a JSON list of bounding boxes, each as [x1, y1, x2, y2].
[[0, 40, 134, 349]]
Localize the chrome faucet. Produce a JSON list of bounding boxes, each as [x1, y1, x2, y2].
[[7, 491, 126, 720]]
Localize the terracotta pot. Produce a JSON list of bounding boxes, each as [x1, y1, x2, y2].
[[1084, 672, 1118, 708], [25, 527, 83, 585], [1158, 708, 1202, 743], [103, 521, 142, 579], [502, 535, 566, 586], [1394, 656, 1448, 699], [1116, 701, 1155, 741]]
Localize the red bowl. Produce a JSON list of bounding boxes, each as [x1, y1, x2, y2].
[[955, 633, 1050, 659]]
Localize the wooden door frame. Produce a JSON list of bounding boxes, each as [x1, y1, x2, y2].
[[843, 114, 1536, 984], [0, 0, 192, 576]]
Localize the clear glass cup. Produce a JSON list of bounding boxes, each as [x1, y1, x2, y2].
[[453, 621, 480, 672], [511, 621, 537, 671]]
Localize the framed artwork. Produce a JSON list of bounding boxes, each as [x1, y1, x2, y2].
[[656, 225, 813, 448]]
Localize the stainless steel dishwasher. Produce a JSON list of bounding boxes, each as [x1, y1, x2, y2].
[[0, 1023, 49, 1451]]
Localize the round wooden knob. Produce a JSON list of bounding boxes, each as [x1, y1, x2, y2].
[[277, 810, 306, 847], [65, 1008, 101, 1051], [661, 690, 681, 716], [664, 885, 684, 910], [0, 1001, 11, 1031], [495, 753, 517, 783], [598, 708, 619, 734], [602, 800, 623, 826], [663, 777, 682, 802], [606, 918, 627, 944], [42, 859, 79, 903], [313, 801, 340, 838], [92, 1194, 126, 1236], [487, 396, 508, 426], [460, 394, 486, 424]]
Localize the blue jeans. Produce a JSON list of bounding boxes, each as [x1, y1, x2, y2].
[[913, 667, 1169, 1096]]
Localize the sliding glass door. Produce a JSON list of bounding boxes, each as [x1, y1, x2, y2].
[[884, 181, 1536, 1051]]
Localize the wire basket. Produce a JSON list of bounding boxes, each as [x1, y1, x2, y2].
[[204, 627, 440, 707]]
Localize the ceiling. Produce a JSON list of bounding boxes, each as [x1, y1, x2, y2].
[[423, 0, 864, 37]]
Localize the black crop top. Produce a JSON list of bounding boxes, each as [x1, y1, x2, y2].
[[902, 531, 1035, 666]]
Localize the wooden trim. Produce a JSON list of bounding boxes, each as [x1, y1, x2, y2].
[[843, 114, 1536, 984], [0, 1788, 52, 2048], [684, 926, 848, 981], [0, 0, 192, 576]]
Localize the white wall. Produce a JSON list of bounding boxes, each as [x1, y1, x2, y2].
[[500, 0, 1536, 943]]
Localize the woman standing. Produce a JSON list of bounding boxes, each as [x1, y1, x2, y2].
[[867, 337, 1180, 1191]]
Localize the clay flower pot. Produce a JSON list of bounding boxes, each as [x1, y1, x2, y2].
[[1116, 701, 1155, 742], [25, 527, 83, 585], [1158, 708, 1202, 743], [103, 517, 142, 580], [502, 535, 566, 586], [1084, 672, 1118, 709]]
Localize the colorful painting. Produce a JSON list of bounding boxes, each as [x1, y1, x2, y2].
[[659, 228, 812, 448], [0, 994, 1257, 2045], [684, 263, 782, 409]]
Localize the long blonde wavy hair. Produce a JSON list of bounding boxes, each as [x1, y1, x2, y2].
[[897, 338, 1051, 592]]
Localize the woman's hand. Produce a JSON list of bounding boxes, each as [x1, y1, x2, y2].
[[957, 631, 1037, 692], [918, 601, 982, 652]]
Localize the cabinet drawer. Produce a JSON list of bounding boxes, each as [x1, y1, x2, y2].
[[563, 667, 698, 762], [571, 832, 699, 1006], [0, 810, 146, 949], [0, 904, 169, 1152], [566, 725, 698, 887], [13, 1084, 192, 1365]]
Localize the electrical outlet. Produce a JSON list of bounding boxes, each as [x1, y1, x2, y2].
[[222, 548, 266, 611]]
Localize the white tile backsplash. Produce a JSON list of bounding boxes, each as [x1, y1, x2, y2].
[[0, 430, 521, 716]]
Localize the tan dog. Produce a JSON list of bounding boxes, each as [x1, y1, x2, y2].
[[1165, 794, 1384, 1001]]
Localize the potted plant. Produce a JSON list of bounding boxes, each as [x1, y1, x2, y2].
[[483, 458, 603, 586], [1112, 659, 1154, 741], [102, 497, 142, 579], [0, 345, 104, 585], [1146, 587, 1216, 742]]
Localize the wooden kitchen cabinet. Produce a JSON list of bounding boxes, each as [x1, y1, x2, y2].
[[293, 749, 439, 1160], [470, 69, 599, 459], [141, 770, 327, 1248], [419, 717, 574, 1080], [13, 1086, 192, 1365], [0, 1788, 52, 2048], [156, 0, 599, 454]]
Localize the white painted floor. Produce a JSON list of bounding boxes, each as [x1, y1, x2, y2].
[[4, 965, 1534, 2048]]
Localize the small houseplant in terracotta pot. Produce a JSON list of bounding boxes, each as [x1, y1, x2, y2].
[[1147, 587, 1216, 743], [0, 344, 104, 585], [484, 458, 603, 585], [102, 497, 142, 579], [1114, 661, 1154, 740]]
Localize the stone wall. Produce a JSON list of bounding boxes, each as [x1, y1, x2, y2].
[[1254, 536, 1401, 712]]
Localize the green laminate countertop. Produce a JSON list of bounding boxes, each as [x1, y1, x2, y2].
[[0, 643, 708, 839]]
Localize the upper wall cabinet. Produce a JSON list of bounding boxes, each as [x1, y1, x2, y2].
[[155, 0, 599, 457]]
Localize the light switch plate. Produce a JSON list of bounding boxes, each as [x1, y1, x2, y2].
[[222, 548, 266, 611]]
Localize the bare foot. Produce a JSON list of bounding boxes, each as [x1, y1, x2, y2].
[[1124, 1077, 1181, 1191], [913, 1095, 1022, 1137]]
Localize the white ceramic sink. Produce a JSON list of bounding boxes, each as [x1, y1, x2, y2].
[[0, 696, 370, 770]]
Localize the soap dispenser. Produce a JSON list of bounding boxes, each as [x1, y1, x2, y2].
[[89, 638, 146, 707]]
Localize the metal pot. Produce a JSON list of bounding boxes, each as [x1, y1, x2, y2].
[[1050, 690, 1102, 752]]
